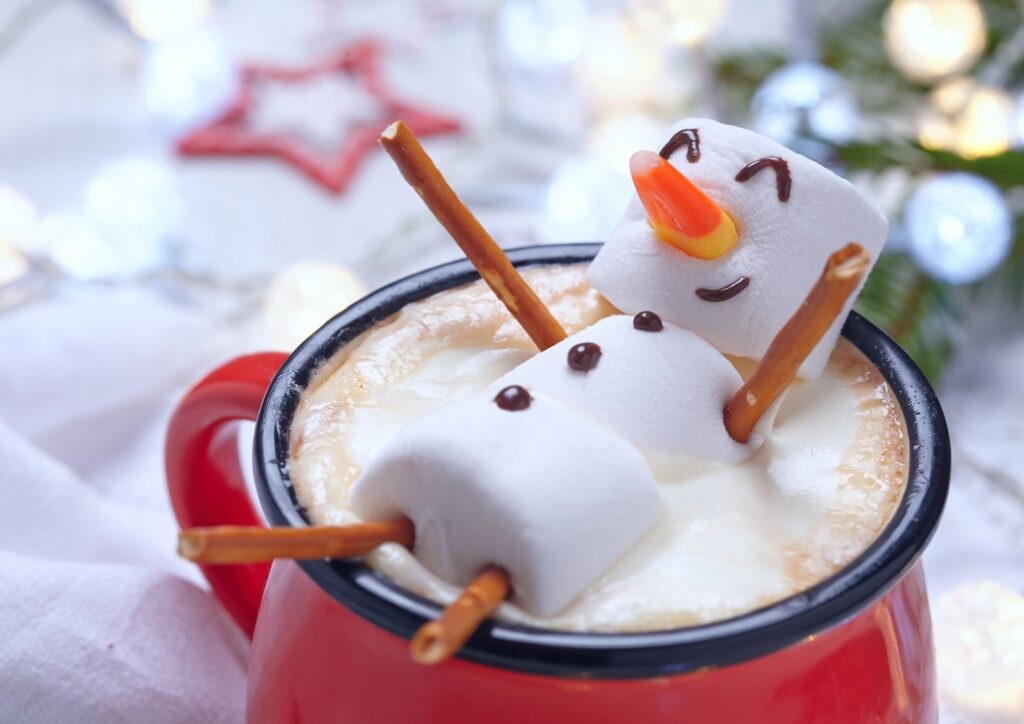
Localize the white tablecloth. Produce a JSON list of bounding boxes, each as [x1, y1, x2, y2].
[[0, 287, 249, 722]]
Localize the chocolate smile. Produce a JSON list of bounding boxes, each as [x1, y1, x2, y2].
[[695, 276, 750, 302]]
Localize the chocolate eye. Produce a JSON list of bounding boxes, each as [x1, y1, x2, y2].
[[567, 343, 602, 372], [658, 128, 700, 163], [734, 156, 792, 202], [494, 385, 531, 411], [633, 311, 663, 331]]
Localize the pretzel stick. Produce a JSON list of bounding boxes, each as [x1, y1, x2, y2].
[[410, 565, 511, 665], [178, 519, 415, 564], [379, 121, 567, 351], [724, 243, 871, 443], [183, 518, 509, 662]]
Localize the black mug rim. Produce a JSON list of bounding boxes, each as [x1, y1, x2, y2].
[[253, 243, 950, 679]]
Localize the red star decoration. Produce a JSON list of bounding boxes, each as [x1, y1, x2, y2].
[[177, 41, 462, 194]]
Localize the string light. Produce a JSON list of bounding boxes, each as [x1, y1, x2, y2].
[[264, 261, 367, 350], [120, 0, 209, 42], [883, 0, 987, 83], [0, 185, 56, 308], [750, 62, 858, 156], [935, 581, 1024, 721], [86, 157, 182, 275], [542, 157, 631, 244], [0, 240, 55, 311], [575, 13, 669, 116], [496, 0, 588, 69], [918, 77, 1014, 159], [0, 187, 43, 301], [142, 28, 236, 131], [0, 185, 37, 249], [0, 241, 29, 287], [905, 172, 1012, 284], [588, 115, 666, 174], [630, 0, 728, 47], [37, 214, 117, 281], [29, 158, 182, 282]]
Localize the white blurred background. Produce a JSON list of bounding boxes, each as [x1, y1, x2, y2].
[[0, 1, 1023, 721]]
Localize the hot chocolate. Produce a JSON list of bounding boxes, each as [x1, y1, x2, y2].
[[288, 263, 907, 632]]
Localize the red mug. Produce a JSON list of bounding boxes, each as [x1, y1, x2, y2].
[[166, 243, 950, 723]]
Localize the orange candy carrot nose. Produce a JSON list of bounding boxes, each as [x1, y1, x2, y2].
[[630, 151, 739, 260]]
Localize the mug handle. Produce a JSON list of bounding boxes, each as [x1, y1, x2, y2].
[[165, 352, 289, 638]]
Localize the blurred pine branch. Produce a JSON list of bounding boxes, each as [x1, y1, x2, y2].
[[855, 253, 961, 382], [834, 141, 1024, 190], [712, 0, 1024, 382]]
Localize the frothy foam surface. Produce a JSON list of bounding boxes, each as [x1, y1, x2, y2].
[[289, 264, 907, 632]]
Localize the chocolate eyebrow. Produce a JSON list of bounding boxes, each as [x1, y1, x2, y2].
[[735, 156, 791, 202], [658, 128, 700, 163]]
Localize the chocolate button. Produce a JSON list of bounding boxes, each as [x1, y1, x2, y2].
[[494, 385, 531, 411], [567, 342, 602, 372], [633, 311, 663, 332]]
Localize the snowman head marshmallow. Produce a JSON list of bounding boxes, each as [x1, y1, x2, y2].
[[587, 118, 888, 379]]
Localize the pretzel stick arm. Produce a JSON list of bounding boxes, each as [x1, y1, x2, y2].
[[725, 243, 871, 443], [409, 565, 511, 665], [178, 519, 415, 564], [379, 121, 567, 350]]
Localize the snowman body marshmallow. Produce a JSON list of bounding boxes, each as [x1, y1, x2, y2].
[[490, 314, 755, 463], [350, 393, 660, 616]]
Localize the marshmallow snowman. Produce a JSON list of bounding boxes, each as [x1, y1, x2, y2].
[[350, 392, 660, 617], [349, 117, 886, 619], [490, 314, 754, 463], [588, 118, 888, 379]]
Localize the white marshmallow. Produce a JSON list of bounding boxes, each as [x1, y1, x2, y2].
[[491, 315, 755, 463], [349, 394, 660, 617], [588, 117, 888, 379]]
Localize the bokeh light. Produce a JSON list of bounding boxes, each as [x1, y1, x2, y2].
[[588, 115, 666, 174], [34, 158, 182, 281], [905, 172, 1012, 284], [575, 13, 669, 116], [935, 581, 1024, 720], [264, 261, 367, 350], [884, 0, 986, 83], [0, 241, 29, 287], [919, 78, 1014, 159], [630, 0, 728, 47], [86, 157, 182, 254], [36, 214, 115, 281], [542, 157, 631, 243], [0, 185, 37, 248], [496, 0, 588, 69], [121, 0, 209, 42], [142, 29, 237, 130], [751, 62, 858, 148]]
